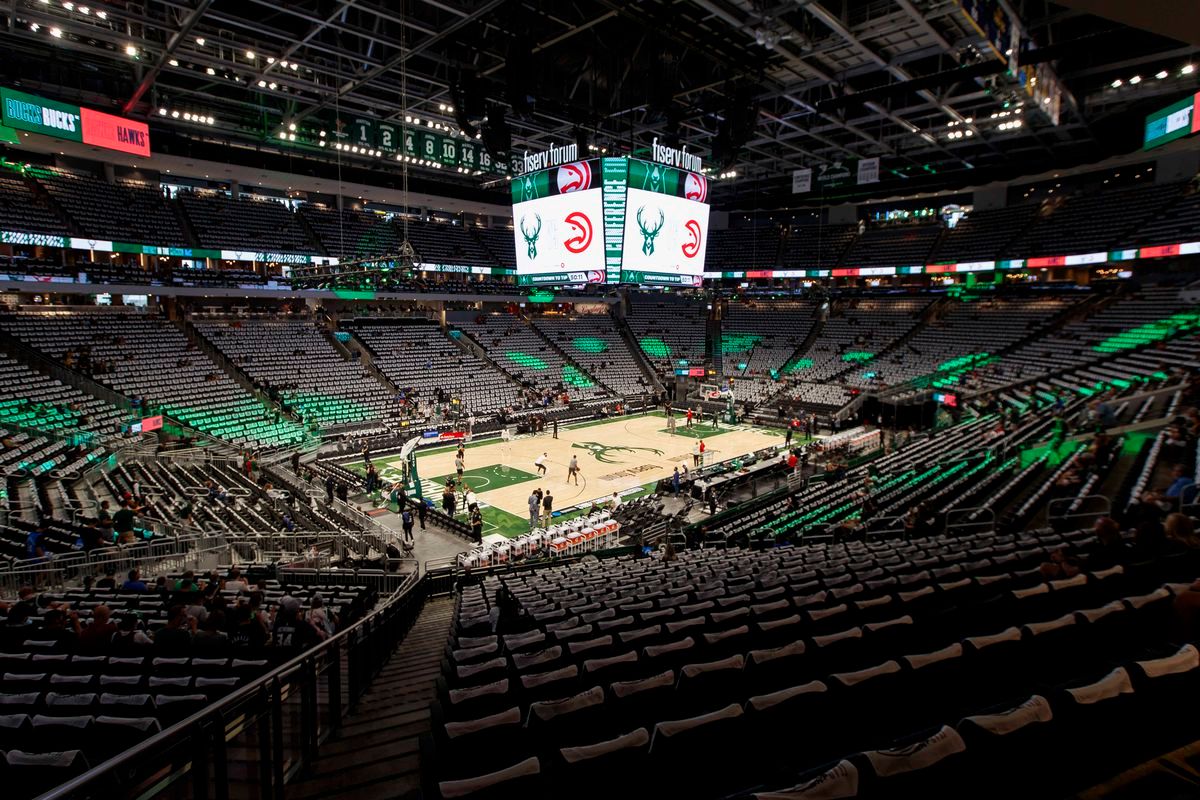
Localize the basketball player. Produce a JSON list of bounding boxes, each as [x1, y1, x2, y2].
[[567, 454, 580, 485], [534, 452, 547, 475]]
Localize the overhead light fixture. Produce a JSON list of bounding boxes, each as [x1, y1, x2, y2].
[[49, 26, 63, 38], [29, 22, 38, 31], [206, 67, 216, 76], [1110, 79, 1122, 88], [171, 111, 180, 118], [158, 108, 167, 115], [267, 56, 275, 64], [288, 122, 296, 131], [1156, 70, 1169, 79], [258, 80, 266, 87], [268, 82, 277, 90], [1129, 75, 1142, 84], [195, 37, 205, 46], [1183, 64, 1195, 75], [169, 58, 179, 66], [290, 63, 298, 71], [246, 50, 255, 60], [95, 9, 105, 17], [62, 1, 73, 8]]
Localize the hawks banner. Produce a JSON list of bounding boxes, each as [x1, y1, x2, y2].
[[512, 173, 604, 276]]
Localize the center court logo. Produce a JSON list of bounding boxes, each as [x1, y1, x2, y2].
[[572, 441, 664, 464]]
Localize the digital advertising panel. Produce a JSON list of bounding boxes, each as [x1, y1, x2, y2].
[[512, 159, 605, 285], [620, 186, 708, 286], [1, 87, 151, 157], [512, 147, 709, 287]]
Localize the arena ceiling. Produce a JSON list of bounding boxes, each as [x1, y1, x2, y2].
[[0, 0, 1197, 209]]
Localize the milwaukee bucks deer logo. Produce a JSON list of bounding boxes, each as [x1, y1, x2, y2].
[[519, 214, 542, 259], [636, 207, 665, 256], [572, 441, 664, 464]]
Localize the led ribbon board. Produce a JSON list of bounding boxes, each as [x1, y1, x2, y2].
[[1, 87, 150, 157], [1144, 91, 1200, 150]]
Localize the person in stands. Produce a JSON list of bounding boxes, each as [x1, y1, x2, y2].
[[224, 567, 249, 593], [229, 604, 269, 650], [272, 596, 320, 650], [110, 615, 153, 653], [155, 604, 196, 655], [113, 500, 137, 544], [78, 605, 117, 654], [122, 568, 147, 592]]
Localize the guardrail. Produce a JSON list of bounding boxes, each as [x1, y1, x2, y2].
[[0, 531, 230, 596], [36, 568, 427, 800]]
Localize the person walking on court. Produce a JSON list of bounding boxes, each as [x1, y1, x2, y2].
[[693, 441, 701, 468], [553, 418, 558, 439], [454, 452, 465, 479], [528, 489, 541, 529], [699, 439, 707, 467], [542, 490, 554, 526], [567, 455, 580, 485], [534, 452, 548, 476], [686, 408, 693, 428]]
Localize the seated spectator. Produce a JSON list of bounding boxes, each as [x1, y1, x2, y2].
[[39, 608, 81, 650], [229, 605, 268, 649], [1163, 464, 1198, 506], [95, 568, 117, 589], [174, 570, 200, 593], [122, 568, 148, 592], [224, 567, 248, 593], [306, 595, 335, 640], [155, 604, 196, 654], [110, 615, 153, 653], [1088, 517, 1130, 568], [1166, 512, 1200, 550], [0, 603, 33, 650], [1039, 547, 1082, 580], [78, 605, 117, 654], [193, 611, 229, 653], [272, 596, 320, 650]]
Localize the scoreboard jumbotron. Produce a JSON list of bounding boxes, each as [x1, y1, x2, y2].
[[512, 140, 710, 287]]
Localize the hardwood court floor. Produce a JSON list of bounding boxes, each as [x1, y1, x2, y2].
[[358, 413, 784, 542]]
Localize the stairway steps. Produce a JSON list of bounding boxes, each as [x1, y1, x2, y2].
[[284, 596, 452, 800]]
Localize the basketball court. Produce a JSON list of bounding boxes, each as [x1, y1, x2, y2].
[[344, 412, 787, 544]]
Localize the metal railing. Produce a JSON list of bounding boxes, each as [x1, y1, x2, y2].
[[36, 569, 427, 800], [1048, 494, 1112, 531], [0, 532, 231, 596], [945, 506, 997, 536]]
